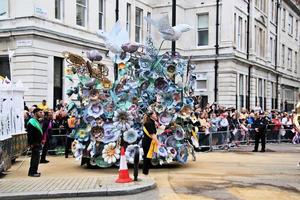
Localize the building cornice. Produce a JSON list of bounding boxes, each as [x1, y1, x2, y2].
[[283, 0, 300, 15], [0, 26, 107, 52]]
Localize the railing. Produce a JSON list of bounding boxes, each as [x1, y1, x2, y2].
[[48, 128, 68, 155], [197, 126, 297, 151]]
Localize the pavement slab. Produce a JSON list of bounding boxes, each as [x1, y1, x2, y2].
[[0, 176, 156, 200]]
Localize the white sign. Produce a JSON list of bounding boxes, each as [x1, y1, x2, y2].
[[16, 40, 33, 47], [34, 7, 47, 17]]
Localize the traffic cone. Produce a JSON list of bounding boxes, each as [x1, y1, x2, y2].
[[116, 146, 133, 183]]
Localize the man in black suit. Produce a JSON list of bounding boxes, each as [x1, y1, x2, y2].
[[27, 108, 44, 177], [252, 112, 268, 152]]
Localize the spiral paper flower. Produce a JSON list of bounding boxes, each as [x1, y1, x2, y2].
[[113, 109, 134, 131]]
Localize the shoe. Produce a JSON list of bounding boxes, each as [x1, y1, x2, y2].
[[28, 173, 41, 177], [260, 150, 265, 152], [40, 160, 49, 163], [252, 150, 258, 152]]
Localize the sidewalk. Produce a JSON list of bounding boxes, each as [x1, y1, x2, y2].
[[0, 156, 156, 200]]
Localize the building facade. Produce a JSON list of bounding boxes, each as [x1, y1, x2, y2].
[[0, 0, 299, 111]]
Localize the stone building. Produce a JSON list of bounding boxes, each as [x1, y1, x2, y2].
[[0, 0, 299, 111]]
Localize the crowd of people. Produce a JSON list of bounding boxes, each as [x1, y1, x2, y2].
[[192, 104, 300, 145], [24, 98, 300, 177], [24, 100, 74, 177]]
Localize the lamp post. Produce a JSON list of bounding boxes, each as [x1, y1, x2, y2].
[[171, 0, 176, 54], [114, 0, 119, 81]]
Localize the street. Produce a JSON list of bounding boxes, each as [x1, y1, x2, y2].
[[2, 143, 300, 200]]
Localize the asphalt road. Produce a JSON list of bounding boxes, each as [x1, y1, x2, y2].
[[4, 143, 300, 200]]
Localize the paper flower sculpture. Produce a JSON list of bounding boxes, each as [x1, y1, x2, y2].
[[96, 20, 129, 60], [167, 147, 177, 158], [113, 109, 133, 131], [159, 111, 173, 126], [173, 125, 185, 141], [155, 104, 165, 114], [125, 144, 143, 164], [89, 89, 100, 101], [102, 123, 121, 143], [123, 128, 138, 144], [102, 142, 120, 164], [85, 78, 96, 87], [87, 50, 102, 62], [87, 103, 103, 119], [90, 126, 104, 142], [154, 77, 168, 92], [76, 128, 90, 142], [165, 135, 178, 148], [157, 146, 168, 158], [95, 156, 113, 168], [121, 42, 141, 54], [176, 145, 188, 164], [144, 14, 192, 41]]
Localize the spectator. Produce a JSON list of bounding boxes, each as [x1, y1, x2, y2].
[[40, 111, 53, 163], [38, 100, 49, 111]]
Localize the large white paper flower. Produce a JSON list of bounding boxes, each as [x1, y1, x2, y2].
[[102, 142, 120, 164], [123, 128, 138, 144], [113, 109, 134, 131]]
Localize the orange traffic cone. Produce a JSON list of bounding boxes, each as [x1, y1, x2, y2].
[[116, 146, 133, 183]]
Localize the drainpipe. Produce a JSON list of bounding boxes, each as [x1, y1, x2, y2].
[[247, 0, 251, 111], [114, 0, 119, 81], [275, 0, 280, 109], [214, 0, 220, 103]]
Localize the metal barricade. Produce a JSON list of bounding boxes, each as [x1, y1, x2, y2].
[[197, 127, 296, 151], [48, 128, 67, 155]]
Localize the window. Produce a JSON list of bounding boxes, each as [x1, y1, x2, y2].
[[296, 20, 298, 40], [197, 14, 209, 46], [0, 56, 10, 79], [245, 20, 247, 51], [295, 52, 298, 73], [270, 37, 274, 64], [258, 79, 263, 107], [237, 16, 243, 50], [255, 0, 266, 13], [281, 44, 285, 67], [288, 14, 293, 35], [239, 74, 244, 108], [234, 13, 236, 46], [55, 0, 63, 20], [282, 8, 286, 31], [147, 12, 151, 36], [135, 7, 143, 42], [196, 80, 207, 90], [126, 3, 131, 37], [256, 27, 265, 58], [76, 0, 87, 27], [271, 0, 274, 22], [53, 57, 63, 109], [98, 0, 104, 30], [288, 48, 292, 70], [0, 0, 8, 18]]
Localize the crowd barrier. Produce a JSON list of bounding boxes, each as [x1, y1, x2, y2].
[[48, 128, 68, 155], [47, 126, 297, 154], [197, 126, 296, 151]]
